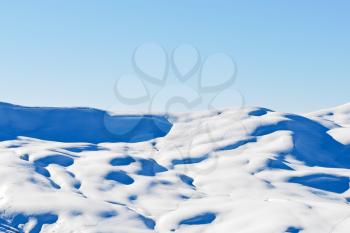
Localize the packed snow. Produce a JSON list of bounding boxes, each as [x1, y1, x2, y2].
[[0, 102, 350, 233]]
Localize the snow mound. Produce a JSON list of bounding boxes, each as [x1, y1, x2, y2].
[[308, 103, 350, 127], [0, 103, 350, 232], [0, 102, 172, 143]]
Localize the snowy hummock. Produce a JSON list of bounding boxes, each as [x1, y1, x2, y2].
[[0, 102, 350, 233]]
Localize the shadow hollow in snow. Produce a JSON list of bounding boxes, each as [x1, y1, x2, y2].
[[138, 214, 156, 230], [34, 154, 74, 167], [63, 145, 102, 153], [285, 226, 303, 233], [97, 210, 118, 219], [105, 171, 134, 185], [137, 159, 167, 176], [266, 158, 294, 171], [11, 213, 58, 233], [179, 212, 216, 226], [171, 154, 209, 167], [289, 174, 350, 194], [110, 156, 136, 166], [216, 138, 256, 151], [178, 174, 195, 187], [248, 107, 272, 117]]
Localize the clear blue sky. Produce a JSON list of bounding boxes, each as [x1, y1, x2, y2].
[[0, 1, 349, 113]]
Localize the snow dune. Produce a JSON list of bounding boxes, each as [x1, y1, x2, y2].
[[0, 102, 350, 232]]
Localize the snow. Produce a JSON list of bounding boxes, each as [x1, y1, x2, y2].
[[0, 102, 350, 232], [0, 102, 172, 143]]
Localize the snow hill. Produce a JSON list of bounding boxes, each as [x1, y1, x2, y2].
[[0, 102, 350, 233]]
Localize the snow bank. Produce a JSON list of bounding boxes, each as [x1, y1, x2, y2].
[[0, 102, 172, 143]]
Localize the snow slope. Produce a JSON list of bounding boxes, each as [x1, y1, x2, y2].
[[0, 102, 350, 233]]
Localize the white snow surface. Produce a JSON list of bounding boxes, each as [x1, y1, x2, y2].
[[0, 102, 350, 233]]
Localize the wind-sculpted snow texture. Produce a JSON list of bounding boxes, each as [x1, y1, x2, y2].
[[0, 102, 350, 233]]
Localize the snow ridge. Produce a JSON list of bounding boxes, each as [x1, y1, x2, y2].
[[0, 102, 172, 143]]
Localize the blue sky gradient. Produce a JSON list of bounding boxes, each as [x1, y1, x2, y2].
[[0, 1, 349, 113]]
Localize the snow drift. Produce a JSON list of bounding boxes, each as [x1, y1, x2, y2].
[[0, 102, 172, 143], [0, 102, 350, 233]]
